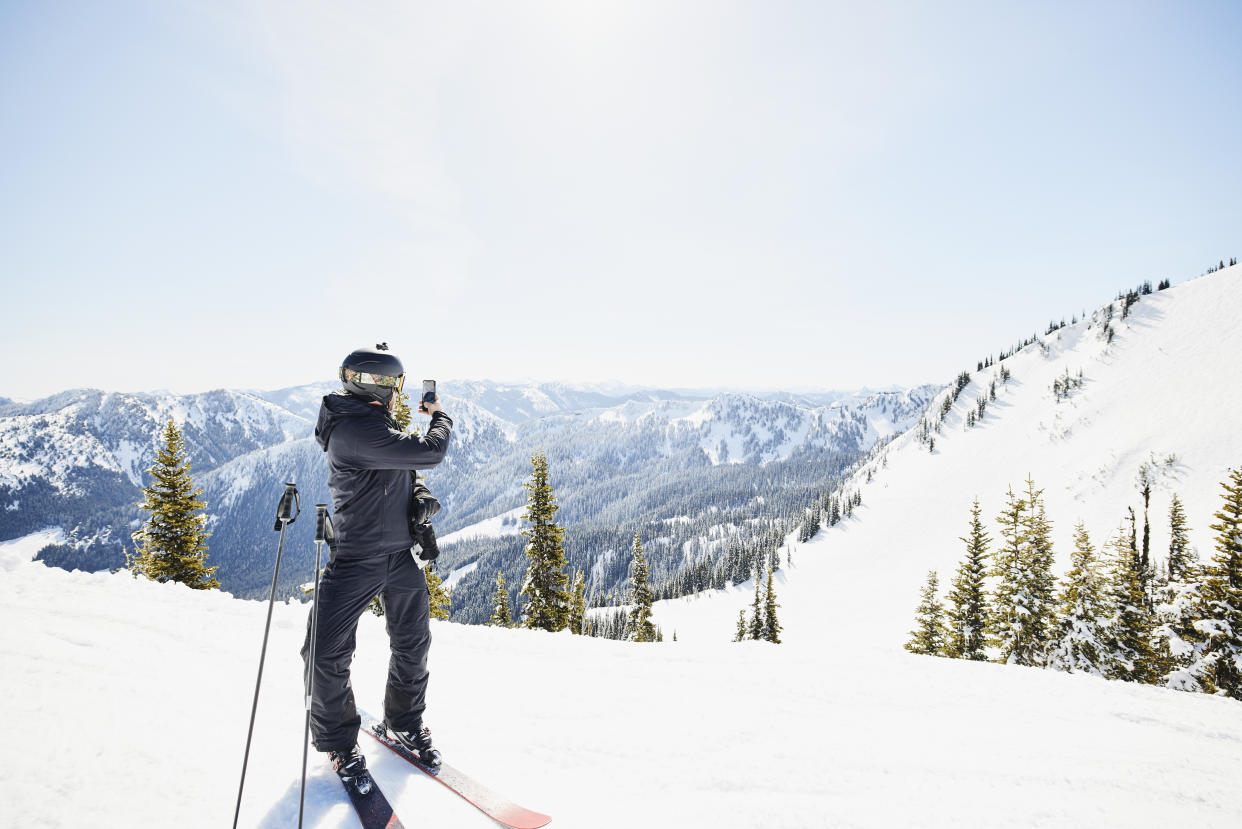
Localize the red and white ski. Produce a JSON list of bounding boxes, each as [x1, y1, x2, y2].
[[360, 712, 551, 829]]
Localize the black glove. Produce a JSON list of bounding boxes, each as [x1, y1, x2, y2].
[[413, 522, 440, 562], [409, 479, 441, 529]]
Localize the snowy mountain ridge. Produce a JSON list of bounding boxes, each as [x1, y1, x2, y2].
[[652, 267, 1242, 649], [0, 387, 308, 491], [0, 377, 924, 606]]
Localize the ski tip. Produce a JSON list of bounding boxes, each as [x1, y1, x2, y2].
[[497, 806, 553, 829]]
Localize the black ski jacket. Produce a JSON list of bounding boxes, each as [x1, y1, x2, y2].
[[314, 392, 453, 558]]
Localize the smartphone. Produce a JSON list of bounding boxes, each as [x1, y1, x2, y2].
[[419, 379, 436, 412]]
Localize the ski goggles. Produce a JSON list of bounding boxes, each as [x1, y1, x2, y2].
[[341, 367, 405, 391]]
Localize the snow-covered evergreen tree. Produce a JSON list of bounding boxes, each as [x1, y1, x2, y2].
[[519, 451, 570, 632], [426, 563, 450, 620], [1167, 494, 1195, 580], [627, 533, 656, 643], [1137, 465, 1154, 604], [129, 418, 218, 590], [989, 486, 1025, 661], [568, 568, 587, 635], [1193, 466, 1242, 699], [1046, 522, 1110, 675], [945, 498, 991, 660], [1016, 479, 1058, 666], [733, 609, 747, 643], [748, 561, 764, 641], [489, 571, 512, 627], [1104, 522, 1158, 683], [1152, 494, 1206, 689], [762, 567, 782, 644], [905, 570, 947, 656], [392, 389, 414, 432], [989, 480, 1055, 665]]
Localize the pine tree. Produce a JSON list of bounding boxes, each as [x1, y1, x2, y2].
[[1195, 466, 1242, 699], [519, 452, 570, 632], [489, 571, 512, 627], [627, 533, 656, 642], [762, 566, 782, 644], [129, 419, 218, 589], [392, 389, 414, 432], [1167, 494, 1195, 581], [988, 479, 1056, 665], [1015, 479, 1058, 666], [734, 609, 747, 643], [802, 501, 822, 542], [1153, 494, 1206, 689], [905, 570, 947, 656], [748, 561, 764, 641], [945, 499, 991, 660], [568, 568, 587, 635], [426, 562, 450, 620], [1046, 522, 1110, 675], [988, 485, 1027, 662], [1138, 466, 1153, 601], [1104, 522, 1158, 683]]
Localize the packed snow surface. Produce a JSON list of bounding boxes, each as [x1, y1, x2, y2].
[[3, 530, 1242, 828]]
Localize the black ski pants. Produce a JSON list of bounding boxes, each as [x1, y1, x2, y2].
[[301, 549, 431, 752]]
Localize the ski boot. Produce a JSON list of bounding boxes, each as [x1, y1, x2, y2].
[[330, 744, 374, 795], [389, 721, 442, 767]]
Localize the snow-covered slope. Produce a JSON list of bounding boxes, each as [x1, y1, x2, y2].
[[4, 531, 1242, 829], [653, 268, 1242, 648]]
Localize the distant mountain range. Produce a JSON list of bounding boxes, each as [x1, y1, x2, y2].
[[0, 380, 938, 619]]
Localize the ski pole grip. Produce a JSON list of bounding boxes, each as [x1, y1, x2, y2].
[[274, 482, 300, 531], [315, 504, 331, 544]]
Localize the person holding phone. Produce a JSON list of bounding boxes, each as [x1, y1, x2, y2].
[[305, 343, 452, 790]]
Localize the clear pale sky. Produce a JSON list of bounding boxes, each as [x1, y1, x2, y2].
[[2, 1, 1239, 400]]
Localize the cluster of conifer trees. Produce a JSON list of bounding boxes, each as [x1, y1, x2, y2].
[[484, 452, 662, 643], [733, 560, 782, 644], [443, 446, 857, 623], [1202, 257, 1236, 275], [975, 276, 1160, 373], [651, 520, 788, 601], [1050, 368, 1084, 402], [798, 489, 861, 542], [907, 467, 1242, 700], [918, 365, 1020, 453]]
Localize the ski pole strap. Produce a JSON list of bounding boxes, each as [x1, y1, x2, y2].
[[275, 482, 301, 531]]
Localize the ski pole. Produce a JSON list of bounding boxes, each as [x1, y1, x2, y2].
[[299, 504, 335, 829], [233, 482, 300, 829]]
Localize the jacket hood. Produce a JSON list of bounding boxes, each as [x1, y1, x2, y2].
[[315, 392, 389, 451]]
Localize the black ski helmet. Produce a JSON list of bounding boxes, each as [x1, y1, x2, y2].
[[339, 343, 405, 406]]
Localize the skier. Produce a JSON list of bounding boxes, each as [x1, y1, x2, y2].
[[305, 343, 453, 790]]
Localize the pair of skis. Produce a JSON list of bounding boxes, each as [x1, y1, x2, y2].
[[330, 711, 551, 829]]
